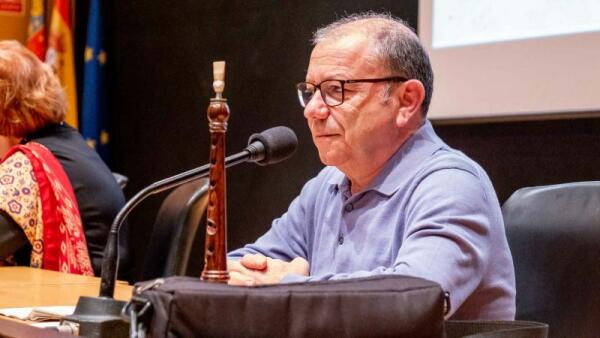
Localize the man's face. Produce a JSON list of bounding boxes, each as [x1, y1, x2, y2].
[[303, 33, 404, 175]]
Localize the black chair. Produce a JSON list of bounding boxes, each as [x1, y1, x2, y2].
[[142, 178, 209, 280], [112, 172, 129, 190], [502, 182, 600, 338]]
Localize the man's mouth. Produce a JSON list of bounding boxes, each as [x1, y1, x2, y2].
[[315, 133, 338, 138]]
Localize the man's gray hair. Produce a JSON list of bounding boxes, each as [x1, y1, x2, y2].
[[313, 12, 434, 117]]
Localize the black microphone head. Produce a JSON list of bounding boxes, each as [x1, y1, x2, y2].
[[247, 126, 298, 166]]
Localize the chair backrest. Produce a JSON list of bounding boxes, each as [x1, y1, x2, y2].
[[112, 172, 129, 190], [142, 178, 209, 280], [501, 181, 600, 338]]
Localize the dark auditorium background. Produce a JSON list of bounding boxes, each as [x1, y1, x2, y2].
[[65, 0, 599, 281]]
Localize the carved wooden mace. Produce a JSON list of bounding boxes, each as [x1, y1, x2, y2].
[[201, 61, 230, 283]]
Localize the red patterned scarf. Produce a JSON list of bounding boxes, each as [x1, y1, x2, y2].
[[0, 142, 93, 275]]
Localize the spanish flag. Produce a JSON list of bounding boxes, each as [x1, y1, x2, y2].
[[26, 0, 46, 60], [46, 0, 78, 128]]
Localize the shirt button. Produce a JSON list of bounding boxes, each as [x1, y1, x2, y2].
[[344, 203, 354, 212], [338, 235, 344, 245]]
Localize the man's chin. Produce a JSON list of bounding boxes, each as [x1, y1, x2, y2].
[[317, 150, 344, 167]]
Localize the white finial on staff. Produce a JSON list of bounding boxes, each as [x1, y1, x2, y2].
[[213, 61, 225, 99]]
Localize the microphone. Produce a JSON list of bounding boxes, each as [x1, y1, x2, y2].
[[246, 126, 298, 165], [63, 126, 297, 337]]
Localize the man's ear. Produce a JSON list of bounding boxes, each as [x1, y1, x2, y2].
[[394, 79, 425, 127]]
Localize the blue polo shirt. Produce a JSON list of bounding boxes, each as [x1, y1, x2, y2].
[[229, 120, 516, 320]]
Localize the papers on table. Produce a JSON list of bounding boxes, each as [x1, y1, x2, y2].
[[0, 305, 75, 322]]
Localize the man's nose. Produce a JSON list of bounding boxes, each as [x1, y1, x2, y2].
[[303, 91, 330, 120]]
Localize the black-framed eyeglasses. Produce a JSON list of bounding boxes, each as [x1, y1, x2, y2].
[[296, 76, 408, 108]]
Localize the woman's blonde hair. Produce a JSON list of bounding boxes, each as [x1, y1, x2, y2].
[[0, 40, 67, 137]]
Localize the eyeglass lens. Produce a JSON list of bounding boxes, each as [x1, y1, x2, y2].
[[296, 81, 344, 107], [296, 83, 314, 108]]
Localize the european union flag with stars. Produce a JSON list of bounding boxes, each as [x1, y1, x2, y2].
[[82, 0, 110, 163]]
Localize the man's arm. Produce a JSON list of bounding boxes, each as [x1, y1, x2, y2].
[[226, 170, 338, 283], [226, 207, 311, 285], [227, 212, 307, 262], [228, 170, 332, 261]]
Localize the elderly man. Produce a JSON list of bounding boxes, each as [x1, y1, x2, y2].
[[228, 13, 515, 320]]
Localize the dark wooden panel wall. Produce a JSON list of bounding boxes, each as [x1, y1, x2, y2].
[[435, 117, 600, 202], [80, 0, 599, 281]]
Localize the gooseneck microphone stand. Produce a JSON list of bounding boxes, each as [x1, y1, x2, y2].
[[61, 152, 250, 338]]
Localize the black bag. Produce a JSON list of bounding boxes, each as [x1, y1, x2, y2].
[[126, 275, 446, 338], [125, 275, 548, 338]]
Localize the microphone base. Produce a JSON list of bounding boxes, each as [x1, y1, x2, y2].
[[62, 296, 128, 338]]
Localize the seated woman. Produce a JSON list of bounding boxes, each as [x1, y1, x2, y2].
[[0, 40, 127, 276]]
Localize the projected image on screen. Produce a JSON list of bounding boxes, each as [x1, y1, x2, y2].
[[419, 0, 600, 121], [433, 0, 600, 48]]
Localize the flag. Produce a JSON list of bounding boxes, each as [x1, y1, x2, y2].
[[46, 0, 78, 128], [81, 0, 109, 163], [26, 0, 46, 60]]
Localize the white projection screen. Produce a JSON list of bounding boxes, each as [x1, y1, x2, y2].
[[418, 0, 600, 122]]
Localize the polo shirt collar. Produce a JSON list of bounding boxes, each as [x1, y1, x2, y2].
[[326, 120, 447, 196]]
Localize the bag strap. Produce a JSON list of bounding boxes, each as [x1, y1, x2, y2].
[[445, 320, 548, 338]]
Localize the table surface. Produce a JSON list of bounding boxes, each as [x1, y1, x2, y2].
[[0, 267, 134, 337], [0, 266, 132, 308]]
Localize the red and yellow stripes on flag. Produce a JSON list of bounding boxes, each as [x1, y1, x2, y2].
[[46, 0, 78, 128], [26, 0, 46, 60]]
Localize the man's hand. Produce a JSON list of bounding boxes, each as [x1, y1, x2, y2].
[[227, 254, 309, 286]]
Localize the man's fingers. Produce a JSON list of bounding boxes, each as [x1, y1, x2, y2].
[[228, 259, 258, 275], [240, 253, 268, 270], [290, 257, 310, 275], [227, 259, 245, 272], [228, 260, 263, 285], [228, 256, 310, 285], [228, 271, 256, 286]]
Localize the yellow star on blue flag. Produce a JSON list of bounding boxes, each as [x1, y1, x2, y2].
[[82, 0, 110, 164]]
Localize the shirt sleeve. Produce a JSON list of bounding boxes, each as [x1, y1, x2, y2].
[[280, 167, 499, 317], [227, 173, 322, 261]]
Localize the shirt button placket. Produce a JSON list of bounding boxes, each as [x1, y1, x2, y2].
[[340, 202, 352, 245]]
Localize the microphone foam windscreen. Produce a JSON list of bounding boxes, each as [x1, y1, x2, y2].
[[248, 126, 298, 166]]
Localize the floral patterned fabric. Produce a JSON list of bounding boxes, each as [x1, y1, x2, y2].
[[0, 142, 93, 275]]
